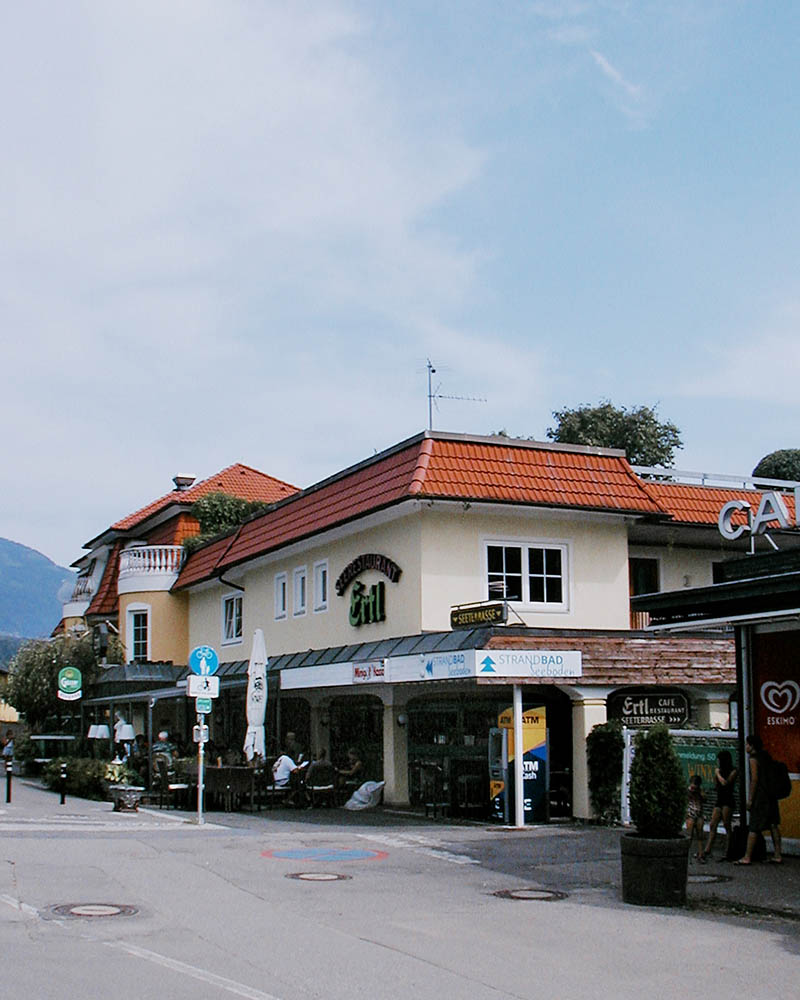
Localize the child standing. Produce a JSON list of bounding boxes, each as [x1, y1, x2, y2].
[[686, 774, 706, 861]]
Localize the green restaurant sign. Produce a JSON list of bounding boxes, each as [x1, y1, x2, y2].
[[57, 666, 83, 702]]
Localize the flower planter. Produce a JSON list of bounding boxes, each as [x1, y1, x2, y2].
[[620, 833, 690, 907]]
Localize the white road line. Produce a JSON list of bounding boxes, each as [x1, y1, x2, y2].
[[357, 833, 479, 865], [0, 893, 39, 917], [107, 941, 284, 1000]]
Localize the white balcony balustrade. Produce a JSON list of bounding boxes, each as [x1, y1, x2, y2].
[[117, 545, 185, 595]]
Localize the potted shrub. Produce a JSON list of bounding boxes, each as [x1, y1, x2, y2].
[[620, 724, 689, 906]]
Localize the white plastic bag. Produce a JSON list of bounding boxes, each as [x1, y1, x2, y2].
[[343, 780, 385, 810]]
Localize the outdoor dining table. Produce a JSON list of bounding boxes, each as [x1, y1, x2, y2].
[[185, 764, 259, 812]]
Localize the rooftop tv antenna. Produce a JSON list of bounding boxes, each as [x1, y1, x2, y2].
[[426, 358, 486, 430]]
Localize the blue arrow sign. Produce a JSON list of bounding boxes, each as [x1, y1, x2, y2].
[[189, 645, 219, 676], [480, 656, 496, 673]]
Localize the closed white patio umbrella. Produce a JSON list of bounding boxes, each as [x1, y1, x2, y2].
[[243, 628, 268, 761]]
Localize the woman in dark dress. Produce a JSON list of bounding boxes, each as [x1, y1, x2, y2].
[[735, 734, 782, 865], [701, 749, 737, 861]]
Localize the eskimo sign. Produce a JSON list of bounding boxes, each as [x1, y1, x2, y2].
[[717, 489, 800, 541]]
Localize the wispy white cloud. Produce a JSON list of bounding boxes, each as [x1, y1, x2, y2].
[[679, 305, 800, 406], [590, 49, 642, 100]]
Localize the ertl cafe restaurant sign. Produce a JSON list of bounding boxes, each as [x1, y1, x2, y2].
[[609, 690, 689, 727]]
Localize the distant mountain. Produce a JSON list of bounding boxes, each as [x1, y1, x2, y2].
[[0, 538, 74, 647]]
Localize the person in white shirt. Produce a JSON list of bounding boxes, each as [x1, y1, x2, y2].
[[272, 753, 298, 787]]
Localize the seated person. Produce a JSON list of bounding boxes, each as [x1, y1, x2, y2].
[[271, 751, 298, 788], [337, 748, 364, 786]]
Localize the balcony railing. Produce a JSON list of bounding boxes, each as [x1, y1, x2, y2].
[[71, 576, 94, 600], [118, 545, 185, 581]]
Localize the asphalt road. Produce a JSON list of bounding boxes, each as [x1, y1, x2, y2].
[[1, 788, 798, 1000]]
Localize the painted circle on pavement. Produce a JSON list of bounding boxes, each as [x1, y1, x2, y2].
[[262, 847, 388, 862]]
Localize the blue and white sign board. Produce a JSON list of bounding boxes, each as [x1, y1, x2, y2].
[[474, 650, 582, 678], [189, 645, 219, 676], [188, 674, 220, 698], [280, 648, 582, 690], [195, 697, 213, 714]]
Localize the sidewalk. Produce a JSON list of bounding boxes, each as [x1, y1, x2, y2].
[[4, 778, 798, 922]]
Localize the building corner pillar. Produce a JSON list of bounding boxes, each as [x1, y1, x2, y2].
[[569, 687, 612, 821]]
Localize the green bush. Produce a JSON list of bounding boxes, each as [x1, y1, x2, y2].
[[586, 720, 624, 824], [41, 758, 140, 801], [629, 725, 687, 838]]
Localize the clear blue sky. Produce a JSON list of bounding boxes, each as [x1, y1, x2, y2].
[[2, 2, 798, 567]]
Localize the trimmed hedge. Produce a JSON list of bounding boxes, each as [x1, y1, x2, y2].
[[42, 758, 141, 801]]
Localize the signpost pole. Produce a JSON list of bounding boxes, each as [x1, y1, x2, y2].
[[197, 712, 205, 826], [513, 684, 525, 829]]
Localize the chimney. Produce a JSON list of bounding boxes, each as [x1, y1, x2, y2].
[[173, 475, 196, 492]]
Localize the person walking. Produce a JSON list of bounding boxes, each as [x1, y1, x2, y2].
[[701, 749, 738, 862], [686, 774, 706, 861], [735, 734, 782, 865]]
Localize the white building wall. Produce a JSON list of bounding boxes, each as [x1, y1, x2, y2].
[[419, 506, 631, 631], [628, 544, 727, 593], [187, 503, 636, 653]]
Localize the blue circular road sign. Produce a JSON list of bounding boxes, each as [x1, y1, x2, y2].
[[189, 645, 219, 675]]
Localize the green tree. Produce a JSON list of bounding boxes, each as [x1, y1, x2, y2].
[[546, 401, 682, 466], [7, 634, 101, 731], [752, 449, 800, 481], [586, 720, 624, 824], [183, 492, 273, 554]]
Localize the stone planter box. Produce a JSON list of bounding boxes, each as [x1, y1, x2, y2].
[[620, 833, 690, 907], [108, 785, 146, 812]]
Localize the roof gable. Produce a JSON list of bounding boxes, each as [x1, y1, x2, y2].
[[106, 464, 297, 535], [175, 432, 664, 589]]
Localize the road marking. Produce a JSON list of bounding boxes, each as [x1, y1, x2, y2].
[[107, 941, 284, 1000], [0, 893, 39, 917], [356, 833, 479, 865]]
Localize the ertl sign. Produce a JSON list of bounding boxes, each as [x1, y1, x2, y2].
[[717, 489, 800, 543]]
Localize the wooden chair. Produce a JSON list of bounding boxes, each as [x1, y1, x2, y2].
[[155, 755, 189, 809], [305, 761, 337, 807]]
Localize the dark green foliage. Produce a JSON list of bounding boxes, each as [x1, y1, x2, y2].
[[752, 449, 800, 481], [183, 492, 273, 554], [629, 725, 687, 838], [42, 757, 138, 800], [547, 401, 682, 467], [7, 634, 100, 731], [586, 720, 624, 824]]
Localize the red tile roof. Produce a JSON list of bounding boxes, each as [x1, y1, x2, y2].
[[641, 481, 797, 527], [86, 540, 123, 616], [174, 433, 665, 590], [110, 464, 297, 533]]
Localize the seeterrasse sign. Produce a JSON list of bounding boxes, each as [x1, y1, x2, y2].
[[281, 649, 582, 690]]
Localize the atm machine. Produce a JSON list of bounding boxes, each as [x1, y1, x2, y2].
[[488, 705, 549, 823]]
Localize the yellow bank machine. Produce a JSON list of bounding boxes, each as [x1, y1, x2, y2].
[[489, 705, 548, 823]]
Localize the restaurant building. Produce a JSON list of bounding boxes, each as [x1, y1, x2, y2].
[[75, 431, 800, 820], [634, 547, 800, 851]]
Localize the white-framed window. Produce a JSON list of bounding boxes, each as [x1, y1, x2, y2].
[[126, 603, 151, 662], [313, 560, 328, 613], [293, 566, 307, 616], [485, 540, 569, 610], [274, 572, 288, 621], [222, 593, 243, 645]]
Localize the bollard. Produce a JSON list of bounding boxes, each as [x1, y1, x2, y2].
[[59, 761, 67, 805], [5, 759, 11, 803]]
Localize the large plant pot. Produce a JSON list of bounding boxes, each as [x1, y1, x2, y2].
[[620, 833, 690, 907]]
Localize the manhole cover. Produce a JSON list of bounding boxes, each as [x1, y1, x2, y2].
[[493, 888, 568, 901], [285, 873, 352, 882], [688, 874, 733, 885], [51, 903, 138, 918]]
